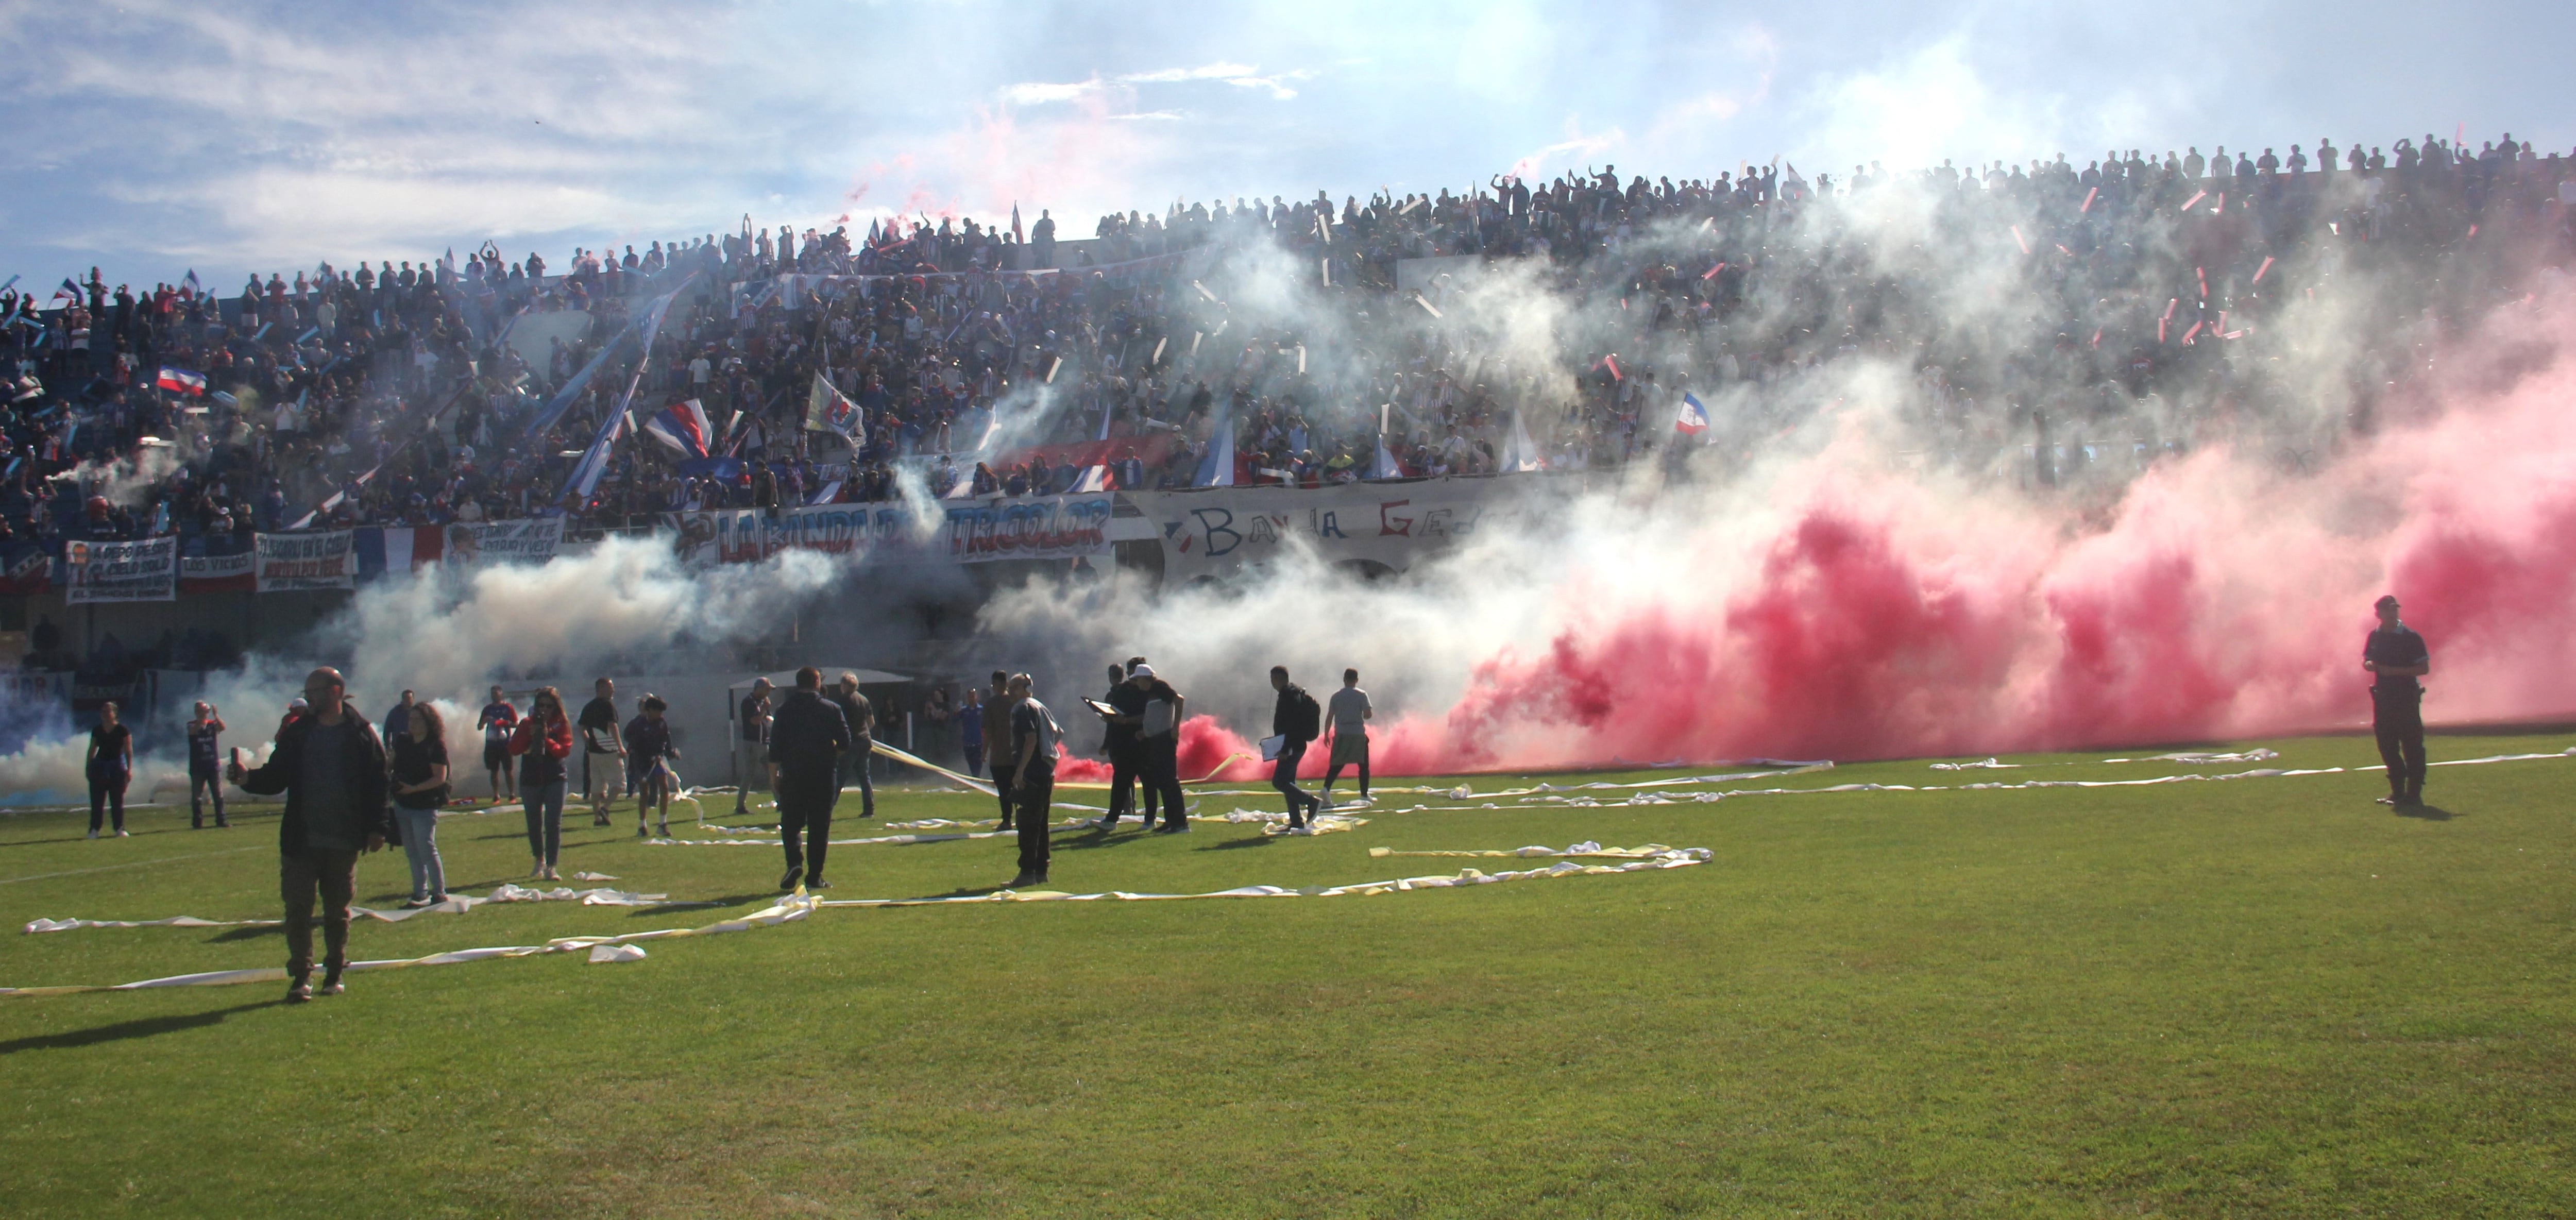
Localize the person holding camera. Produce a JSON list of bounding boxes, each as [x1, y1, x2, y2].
[[187, 700, 229, 829]]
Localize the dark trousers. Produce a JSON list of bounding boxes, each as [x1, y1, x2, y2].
[[2374, 689, 2428, 797], [777, 773, 840, 880], [838, 741, 875, 816], [87, 768, 129, 833], [190, 768, 226, 825], [1103, 747, 1143, 824], [1016, 773, 1053, 879], [1141, 740, 1184, 824], [990, 756, 1017, 826], [281, 849, 359, 978], [1273, 741, 1316, 824]]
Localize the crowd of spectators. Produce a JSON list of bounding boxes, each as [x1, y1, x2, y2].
[[3, 129, 2568, 551]]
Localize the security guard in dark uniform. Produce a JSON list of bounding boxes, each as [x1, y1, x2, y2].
[[2362, 595, 2430, 807], [768, 667, 851, 890]]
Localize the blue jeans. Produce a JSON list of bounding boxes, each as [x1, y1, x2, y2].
[[838, 744, 875, 816], [523, 779, 567, 866], [395, 805, 445, 898]]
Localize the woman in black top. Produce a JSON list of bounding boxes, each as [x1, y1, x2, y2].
[[389, 702, 452, 906], [86, 701, 134, 838]]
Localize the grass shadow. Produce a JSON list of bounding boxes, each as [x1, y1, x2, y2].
[[0, 999, 282, 1055], [1055, 837, 1132, 853], [209, 925, 282, 942], [1197, 836, 1275, 851], [2397, 803, 2458, 821]]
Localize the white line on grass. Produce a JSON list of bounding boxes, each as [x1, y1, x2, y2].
[[0, 845, 268, 887]]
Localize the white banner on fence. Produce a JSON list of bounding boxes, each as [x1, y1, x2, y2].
[[1126, 476, 1563, 581], [443, 517, 563, 565], [64, 536, 177, 604], [255, 530, 355, 592], [177, 549, 256, 594], [675, 494, 1114, 567]]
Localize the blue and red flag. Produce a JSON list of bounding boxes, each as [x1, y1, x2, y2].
[[642, 398, 715, 460], [1674, 393, 1710, 435]]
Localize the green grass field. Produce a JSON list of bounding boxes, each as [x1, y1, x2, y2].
[[3, 731, 2572, 1217]]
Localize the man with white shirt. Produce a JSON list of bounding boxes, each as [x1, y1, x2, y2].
[[1321, 668, 1373, 804]]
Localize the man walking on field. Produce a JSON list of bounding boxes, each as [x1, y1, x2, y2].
[[1321, 668, 1373, 806], [2363, 594, 2431, 807], [769, 667, 851, 891], [230, 667, 389, 1003]]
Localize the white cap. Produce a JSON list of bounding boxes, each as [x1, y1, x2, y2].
[[1129, 663, 1155, 679]]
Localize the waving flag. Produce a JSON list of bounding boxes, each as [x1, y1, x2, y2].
[[180, 269, 202, 298], [1498, 410, 1544, 472], [1193, 410, 1238, 487], [642, 399, 715, 459], [156, 367, 208, 396], [804, 371, 865, 445], [53, 277, 81, 303], [1367, 438, 1406, 480], [1674, 393, 1710, 435]]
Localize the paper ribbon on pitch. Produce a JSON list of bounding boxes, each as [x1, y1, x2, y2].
[[4, 897, 819, 995], [868, 739, 1250, 794], [3, 852, 1710, 995], [23, 887, 706, 935]]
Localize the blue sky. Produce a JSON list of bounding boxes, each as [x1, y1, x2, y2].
[[4, 0, 2567, 290]]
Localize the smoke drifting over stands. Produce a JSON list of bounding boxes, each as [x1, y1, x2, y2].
[[2, 130, 2569, 634]]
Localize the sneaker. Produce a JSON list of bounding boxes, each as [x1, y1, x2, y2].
[[2376, 794, 2399, 806], [531, 860, 546, 877], [636, 824, 650, 839], [1006, 872, 1037, 888], [191, 819, 204, 830], [656, 823, 671, 839], [996, 822, 1015, 833], [116, 829, 130, 837], [543, 865, 561, 882], [430, 894, 450, 905], [318, 976, 346, 996], [403, 896, 433, 909], [807, 878, 833, 891], [285, 978, 314, 1003], [86, 829, 98, 840], [216, 818, 230, 828], [1155, 821, 1191, 834], [779, 866, 803, 892]]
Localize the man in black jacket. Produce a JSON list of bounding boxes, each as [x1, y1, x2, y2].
[[2363, 595, 2432, 806], [1269, 665, 1322, 829], [768, 667, 851, 891], [229, 667, 390, 1003]]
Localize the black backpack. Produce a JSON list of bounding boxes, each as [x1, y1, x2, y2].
[[1287, 686, 1322, 743]]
